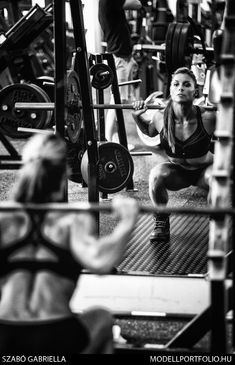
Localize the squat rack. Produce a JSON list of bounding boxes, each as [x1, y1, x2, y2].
[[53, 0, 99, 208]]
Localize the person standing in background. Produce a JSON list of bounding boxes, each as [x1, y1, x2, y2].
[[98, 0, 143, 142]]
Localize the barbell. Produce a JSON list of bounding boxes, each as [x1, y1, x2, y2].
[[0, 201, 234, 218], [0, 69, 143, 142], [15, 101, 217, 111], [133, 22, 214, 71], [0, 70, 82, 142]]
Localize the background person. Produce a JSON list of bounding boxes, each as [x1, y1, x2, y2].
[[98, 0, 142, 142], [132, 67, 216, 243], [0, 133, 139, 354]]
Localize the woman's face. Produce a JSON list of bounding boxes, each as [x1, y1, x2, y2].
[[170, 73, 196, 103]]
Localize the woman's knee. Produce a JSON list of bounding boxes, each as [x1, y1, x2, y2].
[[149, 164, 169, 189]]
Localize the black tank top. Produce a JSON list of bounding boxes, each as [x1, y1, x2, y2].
[[0, 213, 83, 282], [160, 106, 212, 159]]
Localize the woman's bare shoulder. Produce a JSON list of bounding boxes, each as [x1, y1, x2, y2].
[[199, 106, 216, 134]]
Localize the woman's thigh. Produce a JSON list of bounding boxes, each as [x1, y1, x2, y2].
[[150, 163, 195, 191]]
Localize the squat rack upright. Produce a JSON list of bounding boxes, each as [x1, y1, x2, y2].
[[53, 0, 99, 213]]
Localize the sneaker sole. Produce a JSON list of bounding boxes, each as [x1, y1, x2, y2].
[[150, 234, 170, 243]]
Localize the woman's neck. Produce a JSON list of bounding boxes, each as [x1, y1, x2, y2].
[[172, 102, 195, 123]]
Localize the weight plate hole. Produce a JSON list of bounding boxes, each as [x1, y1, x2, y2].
[[104, 161, 117, 173]]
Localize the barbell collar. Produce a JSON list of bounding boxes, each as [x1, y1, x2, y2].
[[15, 102, 217, 111], [0, 201, 234, 217]]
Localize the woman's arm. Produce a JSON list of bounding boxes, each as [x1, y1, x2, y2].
[[132, 109, 158, 137], [132, 99, 165, 137], [70, 197, 139, 274], [200, 108, 217, 135]]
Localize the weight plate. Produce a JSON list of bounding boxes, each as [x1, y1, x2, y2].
[[165, 23, 177, 73], [0, 83, 52, 138], [66, 70, 83, 144], [34, 76, 55, 102], [178, 23, 193, 69], [172, 23, 184, 70], [165, 22, 193, 73], [90, 63, 114, 90], [81, 142, 134, 194], [29, 83, 53, 128]]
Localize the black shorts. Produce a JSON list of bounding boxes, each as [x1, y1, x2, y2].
[[0, 315, 89, 354], [177, 165, 206, 186]]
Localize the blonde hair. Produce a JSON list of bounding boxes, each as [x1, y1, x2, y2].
[[12, 134, 67, 203], [163, 67, 197, 153]]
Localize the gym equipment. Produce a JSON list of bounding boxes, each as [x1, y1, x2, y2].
[[33, 75, 55, 102], [66, 70, 83, 144], [89, 63, 114, 90], [0, 201, 233, 217], [89, 52, 135, 192], [133, 22, 214, 72], [207, 0, 235, 353], [0, 71, 84, 142], [152, 0, 174, 44], [0, 4, 53, 51], [0, 83, 52, 138], [14, 100, 217, 112], [81, 142, 134, 194], [165, 22, 193, 72], [90, 62, 141, 90]]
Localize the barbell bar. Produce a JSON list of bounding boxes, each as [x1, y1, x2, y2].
[[17, 127, 53, 135], [0, 201, 234, 217], [133, 43, 214, 55], [42, 78, 142, 88], [15, 102, 217, 112]]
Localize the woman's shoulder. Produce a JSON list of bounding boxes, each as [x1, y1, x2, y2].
[[197, 105, 216, 134], [198, 106, 216, 122], [0, 211, 30, 245]]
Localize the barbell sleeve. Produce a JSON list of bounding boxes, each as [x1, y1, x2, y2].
[[15, 102, 55, 110], [17, 127, 54, 135], [118, 79, 142, 86], [132, 43, 214, 54], [15, 102, 217, 111], [0, 201, 234, 217]]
